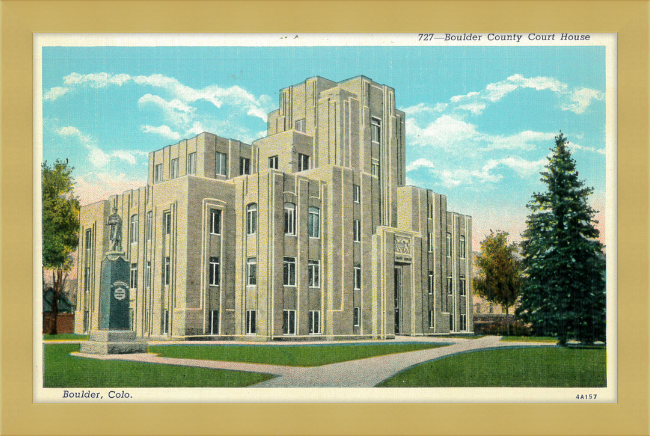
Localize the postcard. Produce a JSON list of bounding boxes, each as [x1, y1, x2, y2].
[[34, 33, 616, 403]]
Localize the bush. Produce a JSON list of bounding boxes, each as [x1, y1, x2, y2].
[[482, 319, 532, 336]]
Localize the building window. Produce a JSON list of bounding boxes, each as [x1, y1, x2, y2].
[[247, 258, 257, 286], [247, 204, 257, 235], [246, 310, 256, 334], [85, 228, 92, 257], [429, 310, 434, 328], [353, 185, 361, 203], [269, 155, 279, 170], [298, 153, 310, 171], [155, 163, 163, 182], [353, 219, 361, 242], [164, 212, 172, 235], [308, 260, 320, 288], [371, 162, 380, 177], [187, 152, 196, 175], [283, 257, 296, 286], [209, 257, 220, 286], [354, 265, 361, 290], [308, 207, 320, 238], [282, 310, 296, 335], [164, 257, 171, 286], [240, 157, 251, 175], [130, 263, 138, 288], [295, 118, 306, 133], [428, 232, 434, 252], [353, 307, 360, 327], [284, 203, 296, 235], [428, 272, 433, 295], [449, 314, 454, 332], [162, 309, 169, 335], [215, 151, 227, 176], [459, 276, 466, 296], [447, 276, 453, 295], [146, 211, 152, 241], [83, 310, 89, 333], [308, 311, 320, 334], [210, 310, 219, 335], [145, 261, 151, 289], [130, 215, 138, 244], [84, 267, 91, 294], [210, 209, 221, 235], [460, 314, 467, 331], [371, 117, 381, 143], [428, 203, 434, 219], [170, 158, 179, 179], [459, 235, 466, 258], [446, 232, 452, 257]]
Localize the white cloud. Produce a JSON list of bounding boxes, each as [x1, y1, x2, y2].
[[561, 87, 605, 114], [138, 94, 194, 126], [75, 172, 147, 206], [457, 102, 486, 115], [405, 158, 435, 172], [401, 102, 448, 115], [450, 91, 479, 103], [141, 125, 181, 141], [186, 122, 206, 136], [57, 125, 147, 168], [567, 141, 606, 155], [44, 87, 69, 101], [490, 156, 548, 176], [406, 115, 478, 150], [484, 130, 556, 151]]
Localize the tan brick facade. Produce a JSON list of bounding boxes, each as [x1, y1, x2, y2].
[[75, 76, 473, 340]]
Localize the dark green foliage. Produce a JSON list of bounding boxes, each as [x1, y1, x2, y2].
[[377, 347, 606, 387], [42, 159, 80, 334], [518, 133, 606, 345]]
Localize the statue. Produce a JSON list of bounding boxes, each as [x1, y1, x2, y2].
[[107, 207, 123, 252]]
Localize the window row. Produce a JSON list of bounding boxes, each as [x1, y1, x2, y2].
[[154, 153, 197, 183], [243, 309, 322, 335], [446, 233, 466, 258], [445, 276, 467, 296], [246, 204, 320, 238]]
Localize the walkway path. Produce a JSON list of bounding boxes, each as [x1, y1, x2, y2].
[[72, 336, 554, 387]]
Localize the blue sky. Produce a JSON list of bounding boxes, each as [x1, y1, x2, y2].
[[42, 44, 607, 250]]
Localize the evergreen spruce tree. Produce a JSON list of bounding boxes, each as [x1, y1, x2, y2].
[[518, 133, 606, 345]]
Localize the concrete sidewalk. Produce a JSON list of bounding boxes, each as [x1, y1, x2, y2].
[[72, 336, 554, 387]]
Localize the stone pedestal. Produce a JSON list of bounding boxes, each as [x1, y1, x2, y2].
[[80, 251, 147, 355], [80, 330, 147, 354]]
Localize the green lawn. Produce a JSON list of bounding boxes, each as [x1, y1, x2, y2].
[[43, 333, 89, 341], [44, 344, 274, 388], [149, 342, 448, 367], [500, 336, 558, 343], [377, 347, 606, 387], [444, 334, 484, 339]]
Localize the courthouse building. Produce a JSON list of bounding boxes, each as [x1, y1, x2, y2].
[[75, 75, 473, 340]]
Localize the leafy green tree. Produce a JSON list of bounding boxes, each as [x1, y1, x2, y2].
[[518, 133, 606, 345], [42, 159, 80, 335], [473, 231, 523, 335]]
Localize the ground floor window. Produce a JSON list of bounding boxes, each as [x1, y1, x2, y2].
[[459, 314, 467, 331], [83, 310, 89, 332], [449, 313, 454, 332], [308, 311, 320, 334], [210, 310, 219, 335], [353, 307, 360, 327], [429, 310, 434, 328], [162, 309, 169, 335], [283, 310, 296, 335], [130, 308, 134, 330], [246, 310, 256, 334]]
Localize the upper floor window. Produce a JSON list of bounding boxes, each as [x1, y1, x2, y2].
[[353, 219, 361, 243], [447, 275, 453, 295], [187, 152, 197, 175], [269, 155, 279, 170], [215, 151, 227, 176], [371, 117, 381, 143], [85, 228, 92, 256], [284, 203, 296, 235], [459, 235, 466, 258], [371, 162, 380, 178], [164, 212, 172, 235], [428, 232, 434, 252], [130, 263, 138, 288], [446, 232, 452, 257], [295, 118, 306, 133], [240, 157, 251, 175], [308, 207, 320, 238], [164, 257, 171, 286], [308, 260, 320, 288], [145, 261, 151, 289], [155, 163, 163, 182], [209, 257, 220, 286], [210, 209, 221, 235], [298, 153, 310, 172], [354, 264, 361, 290], [170, 158, 179, 179], [459, 276, 466, 296], [247, 258, 257, 286], [353, 185, 361, 203], [145, 211, 153, 241], [428, 203, 434, 219], [247, 204, 257, 235], [428, 272, 434, 295], [283, 257, 296, 286], [130, 215, 138, 244]]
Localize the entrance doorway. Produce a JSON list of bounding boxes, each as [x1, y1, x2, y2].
[[394, 266, 402, 334]]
